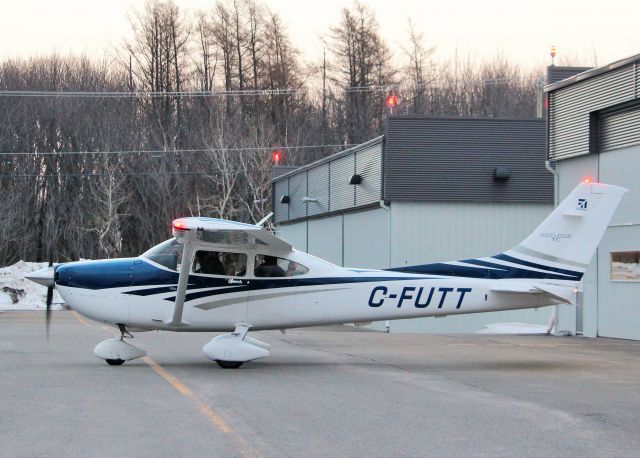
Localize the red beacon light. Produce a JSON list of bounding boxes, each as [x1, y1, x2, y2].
[[583, 177, 592, 184], [272, 150, 283, 165], [172, 219, 187, 230]]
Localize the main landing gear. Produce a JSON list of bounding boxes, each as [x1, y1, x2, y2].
[[202, 324, 271, 369], [94, 324, 146, 366]]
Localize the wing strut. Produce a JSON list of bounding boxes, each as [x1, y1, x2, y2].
[[167, 230, 196, 327]]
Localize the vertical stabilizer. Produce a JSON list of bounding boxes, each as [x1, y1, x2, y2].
[[509, 182, 628, 269]]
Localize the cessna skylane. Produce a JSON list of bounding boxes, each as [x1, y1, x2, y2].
[[26, 181, 627, 368]]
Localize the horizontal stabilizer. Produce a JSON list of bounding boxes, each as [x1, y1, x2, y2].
[[491, 284, 574, 305]]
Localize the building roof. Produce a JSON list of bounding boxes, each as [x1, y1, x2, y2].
[[272, 117, 552, 224], [384, 117, 551, 204], [545, 53, 640, 92]]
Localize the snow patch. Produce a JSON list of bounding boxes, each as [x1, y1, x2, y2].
[[0, 261, 64, 311], [478, 322, 548, 334]]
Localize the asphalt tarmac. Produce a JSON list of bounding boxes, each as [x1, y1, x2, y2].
[[2, 310, 639, 457]]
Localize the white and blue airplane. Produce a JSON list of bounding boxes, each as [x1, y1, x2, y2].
[[26, 181, 627, 368]]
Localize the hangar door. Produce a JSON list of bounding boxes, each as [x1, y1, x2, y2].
[[596, 106, 640, 340]]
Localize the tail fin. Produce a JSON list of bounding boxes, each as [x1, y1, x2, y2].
[[505, 182, 628, 272]]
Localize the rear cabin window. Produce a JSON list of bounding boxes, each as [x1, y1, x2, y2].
[[192, 251, 247, 277], [254, 255, 309, 277]]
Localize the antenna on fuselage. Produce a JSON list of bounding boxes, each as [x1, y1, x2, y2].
[[256, 212, 273, 227]]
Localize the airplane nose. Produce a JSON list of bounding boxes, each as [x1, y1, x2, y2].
[[25, 266, 55, 288]]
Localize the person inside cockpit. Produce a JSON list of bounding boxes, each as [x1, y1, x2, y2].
[[254, 255, 286, 277]]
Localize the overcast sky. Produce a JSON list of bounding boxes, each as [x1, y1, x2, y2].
[[2, 0, 638, 69]]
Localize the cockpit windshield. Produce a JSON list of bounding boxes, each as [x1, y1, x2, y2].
[[141, 238, 184, 271]]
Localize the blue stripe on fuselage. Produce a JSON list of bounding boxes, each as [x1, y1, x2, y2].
[[386, 256, 582, 281]]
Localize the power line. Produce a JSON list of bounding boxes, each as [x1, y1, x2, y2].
[[0, 143, 354, 157], [0, 169, 274, 178], [0, 88, 306, 98], [0, 77, 536, 99]]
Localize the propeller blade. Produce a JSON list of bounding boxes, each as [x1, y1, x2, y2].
[[46, 261, 53, 340]]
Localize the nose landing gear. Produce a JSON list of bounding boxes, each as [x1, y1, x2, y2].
[[94, 324, 146, 366]]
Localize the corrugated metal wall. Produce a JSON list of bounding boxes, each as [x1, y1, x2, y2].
[[384, 118, 552, 203], [555, 146, 640, 340], [548, 61, 639, 160], [272, 137, 383, 223], [600, 106, 640, 152], [547, 66, 593, 85]]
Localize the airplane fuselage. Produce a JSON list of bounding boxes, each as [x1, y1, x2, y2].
[[55, 257, 560, 332]]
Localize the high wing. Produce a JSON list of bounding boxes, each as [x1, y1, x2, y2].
[[172, 216, 292, 252], [166, 217, 292, 327]]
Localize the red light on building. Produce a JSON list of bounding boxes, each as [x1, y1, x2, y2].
[[386, 95, 398, 108], [272, 150, 283, 165]]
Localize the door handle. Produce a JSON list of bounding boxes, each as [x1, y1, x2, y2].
[[227, 278, 243, 285]]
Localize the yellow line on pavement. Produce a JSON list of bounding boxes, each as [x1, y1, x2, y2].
[[71, 310, 92, 327], [70, 310, 260, 457]]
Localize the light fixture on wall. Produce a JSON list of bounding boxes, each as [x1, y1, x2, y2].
[[280, 195, 290, 204], [494, 166, 510, 181], [349, 174, 362, 185], [302, 197, 318, 203]]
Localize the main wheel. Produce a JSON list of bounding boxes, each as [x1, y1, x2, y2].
[[106, 358, 125, 366], [216, 360, 243, 369]]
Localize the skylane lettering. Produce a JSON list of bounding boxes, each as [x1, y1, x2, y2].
[[368, 286, 472, 309]]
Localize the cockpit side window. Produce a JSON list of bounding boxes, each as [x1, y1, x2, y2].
[[192, 250, 247, 277], [254, 255, 309, 277], [141, 238, 184, 271]]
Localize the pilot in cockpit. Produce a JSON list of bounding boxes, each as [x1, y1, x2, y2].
[[194, 251, 225, 275]]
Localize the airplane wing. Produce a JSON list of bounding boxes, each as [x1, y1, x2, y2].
[[172, 217, 292, 252], [166, 217, 292, 326], [491, 284, 574, 305]]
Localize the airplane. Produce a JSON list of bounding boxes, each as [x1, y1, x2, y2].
[[26, 180, 627, 368]]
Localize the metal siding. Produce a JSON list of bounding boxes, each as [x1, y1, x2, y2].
[[555, 156, 599, 336], [599, 145, 640, 227], [306, 164, 330, 216], [547, 66, 592, 85], [636, 62, 640, 98], [354, 140, 383, 206], [549, 64, 637, 160], [390, 201, 552, 264], [596, 226, 640, 340], [329, 154, 355, 211], [343, 209, 389, 269], [273, 179, 289, 223], [307, 216, 343, 266], [600, 107, 640, 152], [385, 118, 551, 203], [277, 222, 308, 252], [288, 172, 307, 220]]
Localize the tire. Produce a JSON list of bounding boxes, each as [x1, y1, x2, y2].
[[106, 358, 125, 366], [216, 360, 243, 369]]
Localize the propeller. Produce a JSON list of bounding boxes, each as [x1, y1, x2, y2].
[[24, 261, 56, 339], [45, 260, 53, 340]]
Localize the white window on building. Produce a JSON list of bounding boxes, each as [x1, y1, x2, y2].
[[611, 251, 640, 282]]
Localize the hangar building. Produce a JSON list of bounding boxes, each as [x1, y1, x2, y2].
[[272, 117, 556, 333], [546, 54, 640, 340]]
